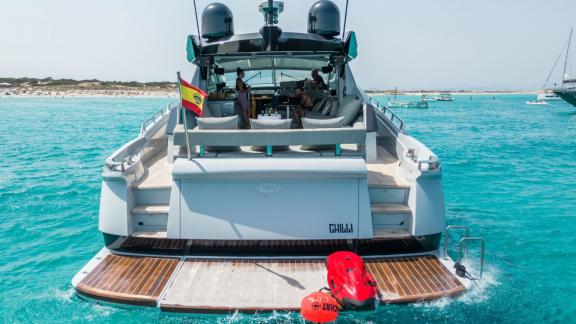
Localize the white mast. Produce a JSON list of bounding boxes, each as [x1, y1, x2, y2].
[[562, 28, 573, 88]]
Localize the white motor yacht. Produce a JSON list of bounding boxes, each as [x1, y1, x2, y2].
[[536, 91, 562, 101], [72, 0, 484, 313]]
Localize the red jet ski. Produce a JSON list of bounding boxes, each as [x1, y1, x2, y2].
[[326, 251, 378, 309]]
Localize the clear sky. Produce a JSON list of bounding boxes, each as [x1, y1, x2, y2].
[[1, 0, 575, 90]]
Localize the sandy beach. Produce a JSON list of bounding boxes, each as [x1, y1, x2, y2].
[[1, 87, 539, 98], [0, 87, 178, 98]]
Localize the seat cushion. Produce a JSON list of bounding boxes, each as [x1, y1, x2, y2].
[[204, 103, 223, 117], [303, 111, 328, 119], [336, 98, 362, 126], [322, 99, 338, 116], [302, 116, 345, 129], [249, 119, 292, 151], [250, 118, 292, 129], [196, 116, 240, 152], [197, 116, 238, 130], [312, 98, 328, 112]]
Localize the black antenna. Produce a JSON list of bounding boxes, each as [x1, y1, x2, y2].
[[267, 0, 274, 25], [193, 0, 202, 46], [341, 0, 350, 41]]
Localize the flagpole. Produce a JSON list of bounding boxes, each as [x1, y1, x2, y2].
[[177, 72, 192, 160]]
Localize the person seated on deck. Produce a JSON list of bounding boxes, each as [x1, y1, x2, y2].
[[293, 87, 315, 128], [302, 69, 328, 108]]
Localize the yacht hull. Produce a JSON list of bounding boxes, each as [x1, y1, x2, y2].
[[554, 89, 576, 107]]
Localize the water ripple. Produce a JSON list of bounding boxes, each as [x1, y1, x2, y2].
[[1, 96, 575, 322]]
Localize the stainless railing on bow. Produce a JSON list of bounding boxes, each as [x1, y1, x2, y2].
[[104, 137, 146, 172], [140, 100, 178, 135], [105, 101, 178, 172], [368, 96, 405, 133]]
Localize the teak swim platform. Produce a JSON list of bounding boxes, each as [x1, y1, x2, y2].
[[74, 248, 466, 312]]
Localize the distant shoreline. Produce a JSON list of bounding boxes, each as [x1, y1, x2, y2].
[[1, 89, 538, 98], [0, 88, 179, 98], [0, 94, 179, 99], [0, 77, 179, 98], [0, 77, 539, 98], [367, 91, 538, 96]]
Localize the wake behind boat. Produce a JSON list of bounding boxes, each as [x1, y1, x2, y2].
[[526, 100, 549, 105], [72, 0, 485, 314]]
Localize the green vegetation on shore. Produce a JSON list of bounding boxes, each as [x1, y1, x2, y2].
[[0, 77, 536, 95], [0, 77, 177, 89]]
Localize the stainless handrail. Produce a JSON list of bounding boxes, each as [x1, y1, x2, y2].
[[457, 237, 485, 279], [140, 100, 178, 134], [105, 101, 177, 172], [104, 136, 146, 172], [444, 225, 470, 259], [368, 95, 405, 133]]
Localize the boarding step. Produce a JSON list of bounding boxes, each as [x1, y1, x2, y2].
[[132, 231, 168, 239], [371, 203, 411, 214], [373, 229, 411, 238], [371, 203, 412, 231], [132, 204, 169, 232], [368, 185, 409, 204], [134, 186, 171, 205]]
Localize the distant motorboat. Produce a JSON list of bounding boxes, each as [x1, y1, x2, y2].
[[433, 93, 453, 101], [386, 88, 429, 109], [386, 99, 428, 109], [423, 93, 453, 102], [536, 91, 561, 101]]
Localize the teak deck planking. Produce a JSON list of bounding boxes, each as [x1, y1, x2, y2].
[[75, 254, 465, 311], [76, 255, 179, 306], [366, 256, 465, 303]]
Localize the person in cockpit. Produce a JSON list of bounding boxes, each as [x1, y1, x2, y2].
[[305, 68, 326, 89], [235, 67, 251, 128]]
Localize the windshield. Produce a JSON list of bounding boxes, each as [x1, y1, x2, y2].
[[209, 57, 338, 91], [275, 70, 312, 83], [224, 70, 273, 88], [218, 69, 334, 88]]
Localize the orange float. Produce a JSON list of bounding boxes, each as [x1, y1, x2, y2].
[[300, 291, 340, 323]]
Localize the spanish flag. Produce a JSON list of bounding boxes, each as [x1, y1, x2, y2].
[[178, 76, 207, 117]]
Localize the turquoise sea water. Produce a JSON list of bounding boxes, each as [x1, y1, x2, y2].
[[0, 95, 575, 323]]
